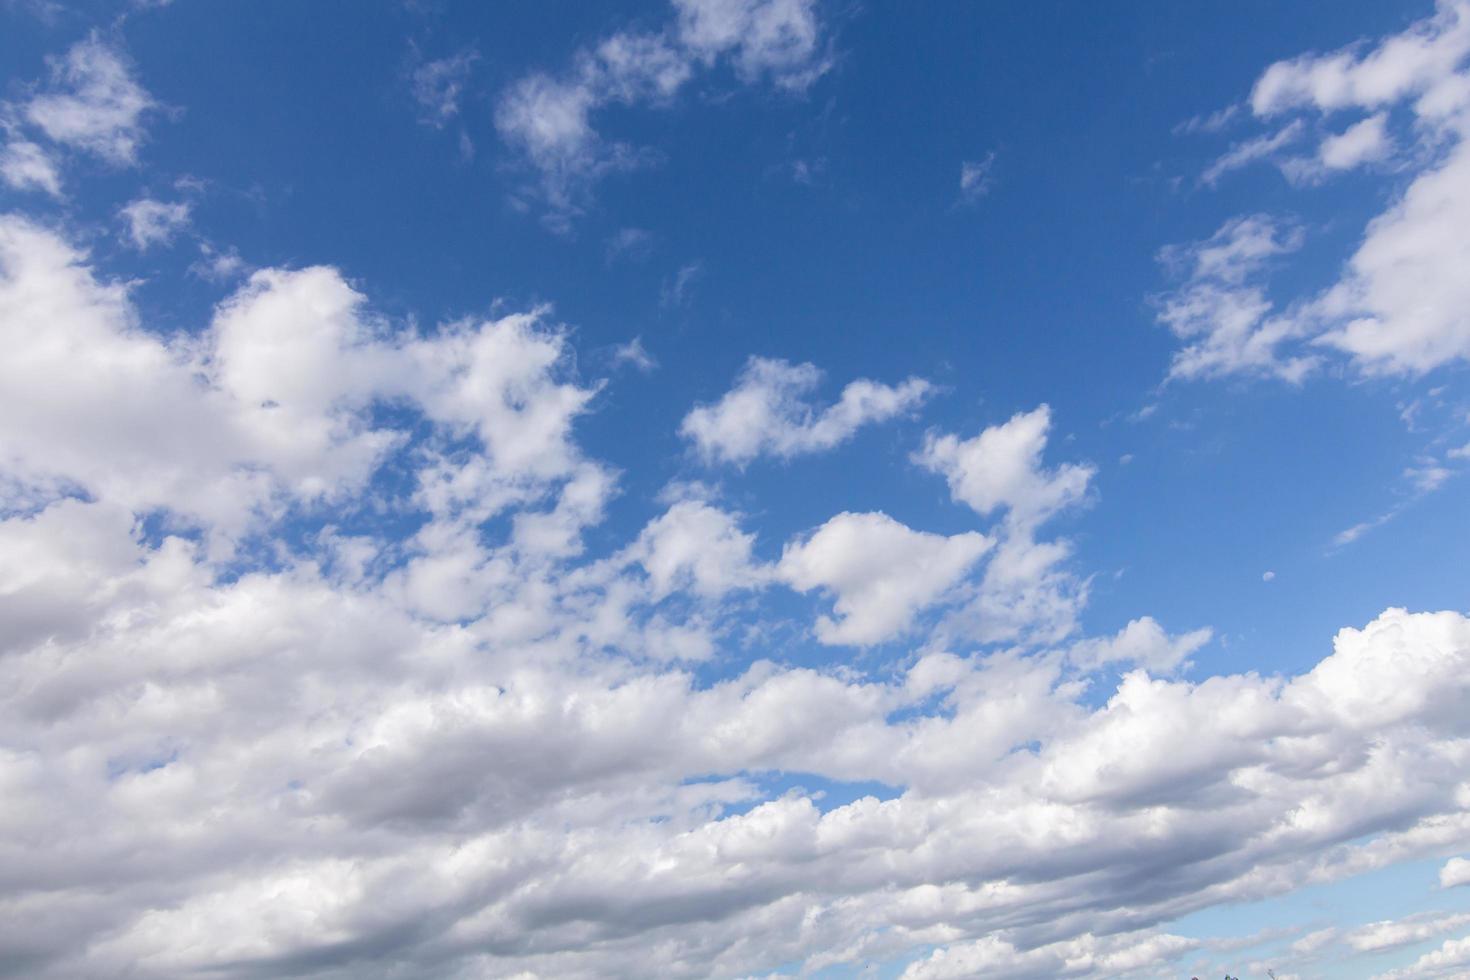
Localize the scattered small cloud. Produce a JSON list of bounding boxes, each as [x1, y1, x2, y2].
[[118, 197, 191, 249], [605, 226, 653, 264], [0, 137, 62, 196], [612, 336, 658, 373], [959, 151, 996, 204], [409, 46, 479, 127], [660, 260, 704, 308], [24, 34, 155, 165]]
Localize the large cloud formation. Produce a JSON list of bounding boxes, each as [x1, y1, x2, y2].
[[2, 211, 1470, 979]]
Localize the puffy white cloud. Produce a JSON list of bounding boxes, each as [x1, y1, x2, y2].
[[4, 495, 1468, 980], [0, 138, 61, 196], [1443, 856, 1470, 888], [1373, 933, 1470, 980], [1174, 1, 1470, 378], [915, 405, 1093, 525], [6, 209, 1470, 979], [915, 407, 1096, 647], [23, 35, 154, 165], [629, 498, 767, 600], [1313, 137, 1470, 373], [682, 356, 932, 465], [1318, 111, 1394, 170], [1068, 616, 1213, 673], [0, 214, 596, 545], [496, 0, 828, 223], [118, 197, 190, 249], [1250, 1, 1470, 118], [778, 511, 990, 645]]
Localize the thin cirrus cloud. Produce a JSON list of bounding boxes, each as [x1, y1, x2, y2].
[[408, 46, 479, 128]]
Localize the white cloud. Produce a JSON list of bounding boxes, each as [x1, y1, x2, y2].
[[1174, 1, 1470, 378], [901, 931, 1199, 980], [1068, 616, 1212, 673], [23, 35, 154, 165], [1347, 910, 1470, 952], [630, 498, 767, 600], [1250, 1, 1470, 118], [673, 0, 828, 89], [118, 197, 190, 249], [1312, 136, 1470, 373], [0, 138, 62, 196], [1319, 112, 1394, 170], [7, 209, 1470, 979], [612, 335, 658, 372], [1373, 934, 1470, 980], [915, 405, 1093, 526], [0, 215, 596, 547], [682, 356, 932, 465], [496, 0, 828, 224], [916, 407, 1095, 647], [779, 510, 990, 645], [660, 259, 704, 308], [1154, 215, 1316, 382], [409, 48, 478, 127], [1442, 856, 1470, 888], [959, 151, 996, 203], [1201, 120, 1303, 185]]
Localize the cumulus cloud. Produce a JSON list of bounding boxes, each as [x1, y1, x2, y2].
[[4, 213, 1470, 977], [23, 34, 154, 164], [1068, 616, 1213, 673], [779, 511, 991, 645], [118, 196, 190, 249], [1172, 0, 1470, 378], [0, 214, 596, 548], [1442, 856, 1470, 888], [915, 405, 1093, 526], [916, 406, 1096, 646], [681, 356, 932, 465], [495, 0, 828, 224]]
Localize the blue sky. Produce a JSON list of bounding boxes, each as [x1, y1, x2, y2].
[[2, 1, 1470, 978]]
